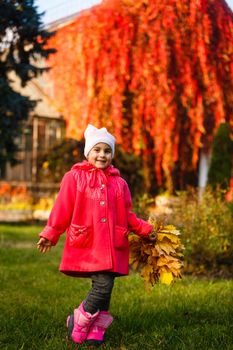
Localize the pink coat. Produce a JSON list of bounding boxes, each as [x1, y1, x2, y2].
[[39, 161, 153, 277]]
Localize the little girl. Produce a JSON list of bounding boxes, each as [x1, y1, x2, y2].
[[37, 124, 155, 346]]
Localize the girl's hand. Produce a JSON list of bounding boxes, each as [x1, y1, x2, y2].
[[37, 237, 52, 253], [148, 231, 157, 242]]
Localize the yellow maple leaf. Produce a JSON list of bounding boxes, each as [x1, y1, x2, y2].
[[129, 254, 140, 268], [167, 260, 183, 270], [157, 256, 170, 266], [142, 264, 153, 275], [169, 267, 182, 277], [157, 242, 176, 255], [161, 225, 181, 235], [160, 271, 174, 285], [152, 245, 163, 256], [158, 233, 180, 244]]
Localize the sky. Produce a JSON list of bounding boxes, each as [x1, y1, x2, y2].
[[35, 0, 233, 25], [35, 0, 102, 24]]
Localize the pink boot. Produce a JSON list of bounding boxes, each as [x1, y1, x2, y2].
[[86, 311, 113, 345], [66, 302, 99, 344]]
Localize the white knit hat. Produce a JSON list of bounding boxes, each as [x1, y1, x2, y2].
[[84, 124, 116, 158]]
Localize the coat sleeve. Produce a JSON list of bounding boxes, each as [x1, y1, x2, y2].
[[124, 181, 153, 236], [39, 171, 76, 245]]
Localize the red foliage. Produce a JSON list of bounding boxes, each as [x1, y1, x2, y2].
[[46, 0, 233, 191]]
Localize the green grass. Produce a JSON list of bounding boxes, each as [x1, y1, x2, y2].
[[0, 224, 233, 350]]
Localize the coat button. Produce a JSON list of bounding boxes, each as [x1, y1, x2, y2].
[[100, 201, 105, 206], [101, 184, 105, 189], [101, 218, 107, 223]]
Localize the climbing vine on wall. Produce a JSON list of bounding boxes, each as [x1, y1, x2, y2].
[[46, 0, 233, 191]]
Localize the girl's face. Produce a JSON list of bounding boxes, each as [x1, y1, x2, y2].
[[87, 142, 113, 169]]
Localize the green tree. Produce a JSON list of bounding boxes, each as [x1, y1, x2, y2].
[[0, 0, 55, 172], [207, 123, 233, 190]]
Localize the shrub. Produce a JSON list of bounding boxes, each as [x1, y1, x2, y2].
[[170, 187, 233, 276], [38, 138, 85, 183], [207, 122, 233, 190], [112, 147, 144, 197]]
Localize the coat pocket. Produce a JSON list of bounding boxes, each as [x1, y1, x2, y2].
[[114, 225, 129, 250], [68, 224, 93, 248]]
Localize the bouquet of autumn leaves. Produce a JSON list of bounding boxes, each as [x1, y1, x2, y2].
[[129, 217, 184, 286]]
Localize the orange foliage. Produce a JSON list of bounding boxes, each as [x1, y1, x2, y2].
[[46, 0, 233, 190], [0, 182, 31, 207]]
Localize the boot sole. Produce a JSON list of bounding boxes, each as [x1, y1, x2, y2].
[[66, 314, 74, 340]]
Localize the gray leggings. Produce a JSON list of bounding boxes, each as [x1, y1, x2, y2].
[[83, 272, 115, 314]]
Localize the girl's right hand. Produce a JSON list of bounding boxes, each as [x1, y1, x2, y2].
[[148, 231, 157, 242], [37, 237, 52, 253]]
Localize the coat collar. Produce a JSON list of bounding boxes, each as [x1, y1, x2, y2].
[[71, 161, 120, 177]]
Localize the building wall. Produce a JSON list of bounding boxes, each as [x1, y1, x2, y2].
[[1, 70, 66, 183], [3, 116, 65, 183]]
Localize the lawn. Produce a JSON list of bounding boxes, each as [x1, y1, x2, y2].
[[0, 224, 233, 350]]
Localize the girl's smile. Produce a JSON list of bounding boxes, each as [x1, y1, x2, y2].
[[87, 143, 113, 169]]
